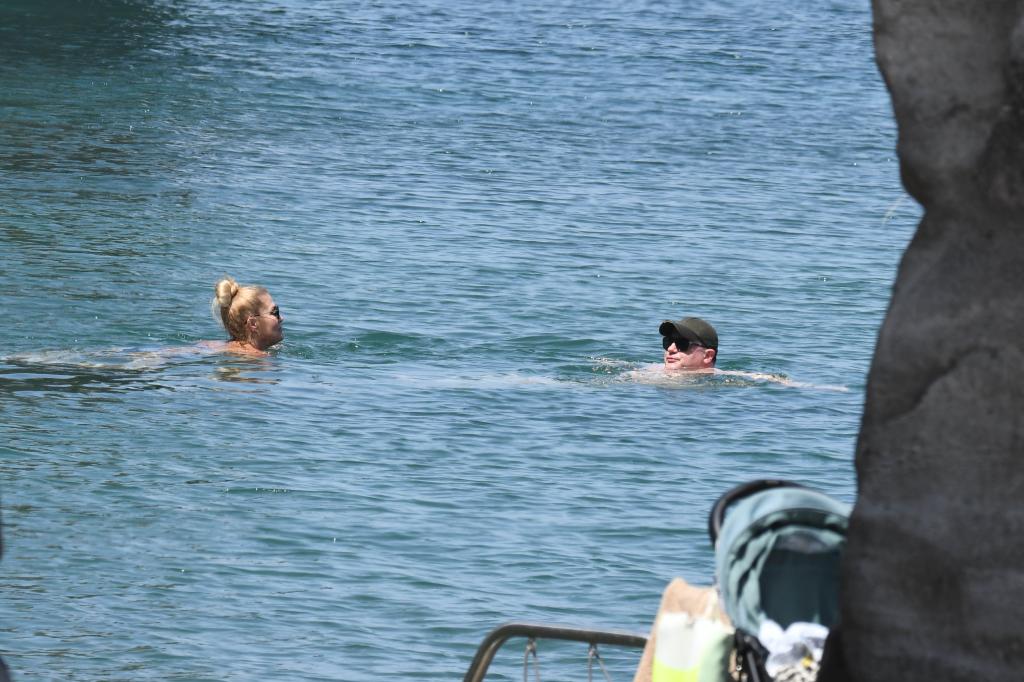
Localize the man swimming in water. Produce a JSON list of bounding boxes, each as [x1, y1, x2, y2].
[[659, 317, 717, 372]]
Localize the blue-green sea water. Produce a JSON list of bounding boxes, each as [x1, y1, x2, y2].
[[1, 1, 919, 680]]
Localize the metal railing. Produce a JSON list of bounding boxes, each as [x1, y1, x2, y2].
[[463, 622, 648, 682]]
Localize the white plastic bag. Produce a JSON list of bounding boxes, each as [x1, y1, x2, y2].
[[652, 593, 733, 682]]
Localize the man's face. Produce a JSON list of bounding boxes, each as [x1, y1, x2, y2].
[[663, 337, 714, 371]]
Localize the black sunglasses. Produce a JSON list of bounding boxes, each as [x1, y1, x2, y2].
[[662, 336, 695, 352], [261, 305, 281, 320]]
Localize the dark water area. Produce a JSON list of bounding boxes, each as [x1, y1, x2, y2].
[[1, 1, 917, 679]]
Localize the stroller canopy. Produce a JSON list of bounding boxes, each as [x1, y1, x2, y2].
[[712, 482, 850, 636]]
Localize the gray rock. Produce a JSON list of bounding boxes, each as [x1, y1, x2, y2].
[[830, 2, 1024, 680]]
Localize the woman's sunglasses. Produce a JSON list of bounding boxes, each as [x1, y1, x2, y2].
[[662, 336, 695, 352], [260, 305, 281, 320]]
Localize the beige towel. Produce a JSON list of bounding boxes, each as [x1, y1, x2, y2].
[[632, 578, 732, 682]]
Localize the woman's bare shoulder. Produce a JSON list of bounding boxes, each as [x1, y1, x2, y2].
[[198, 339, 269, 356]]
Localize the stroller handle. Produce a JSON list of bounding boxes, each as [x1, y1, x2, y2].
[[707, 479, 806, 545]]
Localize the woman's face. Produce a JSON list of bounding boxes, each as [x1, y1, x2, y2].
[[249, 293, 284, 350]]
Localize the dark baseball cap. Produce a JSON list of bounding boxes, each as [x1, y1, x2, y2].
[[659, 317, 718, 350]]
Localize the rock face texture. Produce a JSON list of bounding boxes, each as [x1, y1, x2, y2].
[[832, 2, 1024, 681]]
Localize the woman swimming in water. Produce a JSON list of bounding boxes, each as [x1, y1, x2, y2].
[[208, 276, 284, 355]]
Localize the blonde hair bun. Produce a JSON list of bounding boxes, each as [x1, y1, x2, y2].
[[211, 276, 270, 342], [214, 276, 240, 309]]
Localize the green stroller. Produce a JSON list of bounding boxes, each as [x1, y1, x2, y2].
[[710, 480, 850, 682]]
